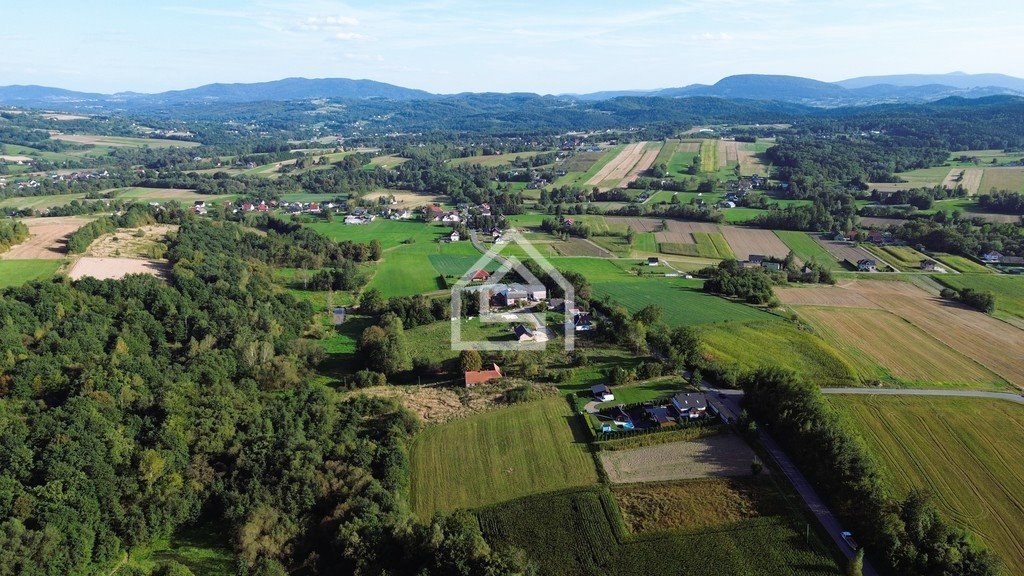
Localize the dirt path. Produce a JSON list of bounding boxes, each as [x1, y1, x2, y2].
[[0, 216, 91, 260]]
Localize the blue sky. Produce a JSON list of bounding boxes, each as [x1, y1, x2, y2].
[[3, 0, 1022, 94]]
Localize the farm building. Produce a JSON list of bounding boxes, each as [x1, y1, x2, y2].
[[982, 251, 1003, 263], [465, 364, 502, 387], [492, 283, 546, 307], [470, 269, 490, 282], [920, 259, 938, 271], [591, 384, 614, 402], [573, 312, 593, 331], [513, 325, 548, 342], [647, 257, 659, 266]]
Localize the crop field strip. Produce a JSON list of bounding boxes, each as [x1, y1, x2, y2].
[[776, 279, 1024, 387], [828, 395, 1024, 575], [941, 167, 984, 194], [700, 320, 858, 387], [618, 141, 663, 188], [775, 231, 839, 269], [813, 235, 877, 266], [697, 139, 718, 172], [718, 226, 790, 260], [591, 278, 774, 326], [409, 396, 599, 518], [978, 166, 1024, 193], [586, 141, 650, 188], [477, 487, 839, 576], [797, 306, 1005, 387]]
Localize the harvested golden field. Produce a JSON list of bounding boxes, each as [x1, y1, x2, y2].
[[363, 189, 444, 208], [828, 395, 1024, 575], [737, 143, 767, 176], [0, 216, 90, 260], [613, 477, 785, 534], [599, 433, 756, 484], [68, 257, 168, 280], [719, 226, 790, 260], [941, 167, 984, 194], [717, 140, 740, 168], [586, 141, 645, 187], [619, 142, 663, 187], [779, 280, 1024, 388], [798, 306, 1004, 387], [979, 166, 1024, 193]]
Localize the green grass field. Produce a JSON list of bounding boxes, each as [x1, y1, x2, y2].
[[0, 259, 63, 288], [935, 274, 1024, 321], [0, 192, 91, 210], [366, 242, 449, 297], [477, 486, 839, 576], [931, 253, 991, 274], [307, 219, 443, 250], [775, 231, 839, 269], [865, 245, 932, 272], [698, 140, 718, 173], [410, 397, 598, 518], [592, 278, 775, 326], [659, 232, 733, 259], [700, 320, 858, 387], [450, 150, 550, 167], [828, 395, 1024, 575]]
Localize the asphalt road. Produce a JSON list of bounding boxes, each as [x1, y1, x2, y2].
[[703, 385, 880, 576]]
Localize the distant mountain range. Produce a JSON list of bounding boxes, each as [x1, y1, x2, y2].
[[1, 72, 1022, 110]]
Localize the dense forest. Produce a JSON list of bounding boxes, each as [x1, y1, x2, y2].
[[0, 219, 533, 576]]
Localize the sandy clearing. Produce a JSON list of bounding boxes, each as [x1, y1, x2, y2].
[[0, 216, 91, 260], [942, 167, 984, 195], [600, 433, 757, 484], [780, 280, 1024, 387], [719, 227, 790, 260], [86, 225, 177, 258], [0, 155, 34, 162], [43, 113, 89, 121], [587, 141, 647, 188], [68, 257, 168, 281]]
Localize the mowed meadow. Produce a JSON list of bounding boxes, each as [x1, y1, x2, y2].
[[409, 397, 598, 518], [828, 395, 1024, 575]]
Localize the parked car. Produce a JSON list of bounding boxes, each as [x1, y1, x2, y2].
[[841, 531, 859, 550]]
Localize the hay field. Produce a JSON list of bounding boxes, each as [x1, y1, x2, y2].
[[68, 257, 168, 280], [828, 395, 1024, 575], [0, 216, 91, 259], [941, 167, 984, 194], [363, 189, 443, 208], [979, 167, 1024, 193], [409, 397, 598, 518], [798, 306, 1004, 387], [778, 280, 1024, 387], [113, 187, 216, 202], [775, 231, 839, 269], [0, 192, 89, 211], [813, 236, 876, 265], [50, 134, 200, 148], [587, 141, 650, 188], [717, 140, 739, 169], [737, 142, 768, 176], [600, 433, 756, 484], [719, 226, 790, 260], [619, 142, 663, 188], [698, 140, 718, 172]]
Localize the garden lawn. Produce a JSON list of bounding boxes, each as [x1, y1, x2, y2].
[[775, 231, 839, 269], [307, 219, 444, 249], [410, 397, 598, 518]]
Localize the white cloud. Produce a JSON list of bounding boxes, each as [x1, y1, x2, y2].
[[296, 15, 360, 31], [334, 32, 368, 41], [692, 32, 734, 42]]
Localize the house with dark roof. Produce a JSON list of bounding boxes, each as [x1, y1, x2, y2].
[[857, 259, 878, 272], [573, 313, 593, 332], [644, 406, 676, 427], [513, 325, 535, 341], [982, 251, 1003, 263], [591, 384, 614, 402], [671, 393, 708, 419], [920, 259, 938, 271]]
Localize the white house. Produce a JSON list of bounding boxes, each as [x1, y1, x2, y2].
[[449, 230, 461, 242]]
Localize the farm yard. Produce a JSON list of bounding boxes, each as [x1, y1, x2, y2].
[[777, 279, 1024, 388], [477, 486, 839, 576], [68, 257, 168, 280], [409, 396, 598, 518], [797, 306, 1006, 388], [0, 216, 91, 259], [599, 433, 757, 484], [828, 395, 1024, 575]]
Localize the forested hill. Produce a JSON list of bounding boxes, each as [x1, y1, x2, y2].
[[0, 216, 533, 575]]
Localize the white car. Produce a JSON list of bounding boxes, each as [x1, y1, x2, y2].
[[841, 531, 859, 550]]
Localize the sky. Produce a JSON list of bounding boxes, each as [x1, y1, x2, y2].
[[3, 0, 1023, 94]]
